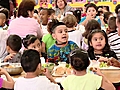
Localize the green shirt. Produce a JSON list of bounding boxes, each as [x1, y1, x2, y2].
[[42, 34, 55, 52], [61, 73, 102, 90]]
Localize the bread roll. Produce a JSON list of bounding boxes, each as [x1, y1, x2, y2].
[[55, 67, 65, 75]]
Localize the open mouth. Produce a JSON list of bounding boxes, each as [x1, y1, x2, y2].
[[96, 44, 102, 46], [62, 36, 67, 39]]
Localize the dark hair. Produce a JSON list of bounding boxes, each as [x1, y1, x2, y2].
[[7, 35, 22, 52], [103, 12, 113, 24], [115, 4, 120, 14], [0, 8, 9, 19], [34, 9, 38, 14], [69, 49, 89, 71], [117, 12, 120, 23], [38, 7, 43, 12], [86, 3, 97, 12], [22, 34, 39, 48], [87, 29, 110, 60], [47, 19, 59, 34], [83, 19, 101, 38], [103, 6, 109, 12], [48, 8, 55, 15], [84, 3, 89, 7], [21, 49, 41, 72], [41, 8, 51, 15], [55, 0, 67, 8], [108, 16, 117, 30], [73, 10, 81, 23], [17, 0, 35, 17], [62, 14, 77, 28]]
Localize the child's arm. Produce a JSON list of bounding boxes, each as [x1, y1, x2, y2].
[[92, 68, 115, 90], [43, 68, 57, 84], [4, 53, 16, 62], [0, 68, 14, 89], [41, 42, 46, 53]]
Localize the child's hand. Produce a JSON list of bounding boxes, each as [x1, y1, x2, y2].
[[0, 68, 8, 75], [107, 57, 120, 67], [98, 56, 108, 62], [86, 13, 94, 20], [92, 67, 103, 76], [4, 53, 16, 62], [42, 68, 52, 79]]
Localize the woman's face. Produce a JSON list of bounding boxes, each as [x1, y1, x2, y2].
[[57, 0, 65, 9]]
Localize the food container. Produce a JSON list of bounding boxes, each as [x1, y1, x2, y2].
[[3, 63, 23, 75]]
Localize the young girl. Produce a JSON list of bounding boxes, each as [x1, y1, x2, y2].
[[47, 21, 79, 64], [61, 49, 115, 90], [87, 29, 118, 61]]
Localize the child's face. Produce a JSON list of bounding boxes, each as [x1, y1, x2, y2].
[[90, 33, 106, 51], [0, 18, 5, 26], [57, 0, 65, 9], [86, 7, 97, 18], [27, 39, 41, 53], [40, 10, 49, 23], [116, 18, 120, 36], [52, 25, 68, 44]]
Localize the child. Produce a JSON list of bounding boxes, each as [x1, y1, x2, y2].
[[79, 3, 101, 26], [22, 34, 41, 55], [14, 49, 60, 90], [42, 19, 58, 53], [87, 29, 118, 61], [47, 21, 79, 63], [39, 8, 51, 35], [61, 49, 115, 90], [107, 16, 120, 61], [62, 14, 82, 48], [82, 19, 101, 51], [4, 35, 22, 63], [0, 13, 6, 30], [48, 8, 55, 20], [0, 67, 14, 89]]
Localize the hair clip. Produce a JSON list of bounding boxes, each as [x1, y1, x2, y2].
[[48, 19, 52, 22], [0, 8, 4, 11], [118, 8, 120, 12]]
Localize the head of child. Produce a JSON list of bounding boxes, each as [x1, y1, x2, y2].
[[88, 29, 110, 53], [108, 16, 117, 34], [6, 35, 22, 53], [116, 12, 120, 36], [47, 19, 59, 34], [62, 14, 77, 29], [0, 13, 6, 27], [39, 8, 51, 25], [103, 12, 113, 24], [69, 49, 89, 73], [51, 21, 68, 45], [21, 49, 41, 76], [22, 35, 41, 55], [86, 3, 98, 18], [73, 10, 81, 24], [48, 8, 55, 20], [83, 19, 101, 38]]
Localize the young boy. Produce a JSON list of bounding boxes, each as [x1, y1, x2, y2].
[[14, 49, 60, 90], [4, 35, 22, 63], [107, 16, 120, 61], [79, 3, 101, 26]]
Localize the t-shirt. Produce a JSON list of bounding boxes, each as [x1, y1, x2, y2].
[[61, 73, 102, 90], [79, 16, 101, 25], [14, 76, 60, 90], [42, 34, 55, 52], [0, 77, 3, 88], [47, 41, 79, 62]]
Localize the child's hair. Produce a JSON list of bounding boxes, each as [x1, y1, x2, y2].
[[69, 49, 89, 71], [38, 7, 43, 12], [0, 8, 9, 20], [86, 3, 97, 12], [115, 4, 120, 14], [103, 6, 110, 12], [47, 19, 65, 34], [83, 19, 101, 38], [108, 16, 117, 30], [103, 12, 113, 24], [88, 29, 110, 54], [41, 8, 51, 15], [73, 10, 81, 24], [21, 49, 41, 72], [48, 8, 55, 15], [62, 14, 77, 28], [34, 9, 38, 14], [22, 34, 40, 48], [7, 35, 22, 52], [0, 13, 6, 20]]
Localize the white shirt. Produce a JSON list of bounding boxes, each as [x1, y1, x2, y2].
[[14, 76, 60, 90]]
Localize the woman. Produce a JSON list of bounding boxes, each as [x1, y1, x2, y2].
[[7, 0, 43, 39], [54, 0, 74, 17]]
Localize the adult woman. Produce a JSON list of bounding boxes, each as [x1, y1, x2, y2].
[[7, 0, 43, 39], [54, 0, 74, 17]]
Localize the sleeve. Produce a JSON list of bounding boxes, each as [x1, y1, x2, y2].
[[79, 17, 86, 24], [94, 75, 102, 89], [109, 51, 118, 60], [71, 42, 79, 50], [42, 34, 48, 43], [47, 83, 61, 90], [47, 48, 54, 59], [0, 77, 3, 88], [61, 77, 69, 90]]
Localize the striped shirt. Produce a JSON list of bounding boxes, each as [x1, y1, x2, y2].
[[108, 30, 120, 60]]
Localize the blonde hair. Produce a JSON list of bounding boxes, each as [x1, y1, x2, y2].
[[62, 14, 77, 28]]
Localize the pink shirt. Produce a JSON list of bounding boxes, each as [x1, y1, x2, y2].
[[8, 16, 43, 39]]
